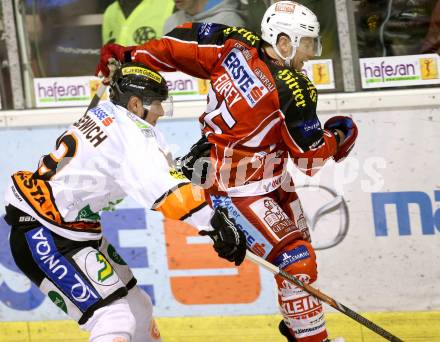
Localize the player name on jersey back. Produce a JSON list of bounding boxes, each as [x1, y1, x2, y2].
[[72, 109, 111, 148]]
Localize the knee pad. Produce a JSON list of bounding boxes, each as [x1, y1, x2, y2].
[[81, 298, 136, 342], [274, 239, 318, 288], [126, 286, 161, 342]]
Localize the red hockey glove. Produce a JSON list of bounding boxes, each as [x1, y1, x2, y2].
[[199, 207, 247, 266], [324, 116, 358, 162], [95, 43, 133, 78]]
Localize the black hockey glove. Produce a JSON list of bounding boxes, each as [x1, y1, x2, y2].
[[174, 135, 212, 184], [199, 207, 247, 266]]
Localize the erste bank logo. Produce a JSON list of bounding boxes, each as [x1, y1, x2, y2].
[[222, 49, 268, 107]]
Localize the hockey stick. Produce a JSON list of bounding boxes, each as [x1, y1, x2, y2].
[[245, 250, 404, 342], [86, 60, 121, 112], [86, 82, 107, 112]]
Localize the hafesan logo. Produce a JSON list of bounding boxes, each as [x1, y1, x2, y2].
[[360, 54, 440, 88]]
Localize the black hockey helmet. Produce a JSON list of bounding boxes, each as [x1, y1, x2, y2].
[[110, 62, 170, 110]]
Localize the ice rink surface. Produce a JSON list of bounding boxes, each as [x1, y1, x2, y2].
[[0, 312, 439, 341]]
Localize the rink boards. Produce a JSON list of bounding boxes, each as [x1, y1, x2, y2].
[[0, 104, 439, 341]]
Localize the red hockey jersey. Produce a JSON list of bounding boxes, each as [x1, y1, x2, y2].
[[128, 23, 338, 196]]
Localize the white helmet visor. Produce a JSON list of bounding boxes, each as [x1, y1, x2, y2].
[[143, 95, 174, 118], [296, 36, 322, 57]]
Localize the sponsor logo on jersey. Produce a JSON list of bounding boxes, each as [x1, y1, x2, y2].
[[19, 215, 36, 223], [11, 185, 23, 202], [107, 244, 127, 265], [72, 247, 122, 293], [251, 242, 266, 257], [222, 49, 268, 108], [254, 67, 276, 92], [197, 23, 218, 39], [262, 176, 283, 193], [210, 195, 271, 257], [223, 27, 260, 46], [280, 294, 323, 319], [277, 69, 307, 108], [13, 171, 62, 223], [76, 204, 100, 222], [73, 114, 108, 147], [102, 199, 124, 212], [302, 119, 320, 132], [71, 273, 99, 302], [83, 250, 119, 286], [126, 112, 156, 138], [278, 69, 317, 107], [90, 107, 113, 127], [294, 321, 326, 336], [48, 290, 68, 314], [249, 198, 297, 241], [299, 118, 322, 141], [290, 198, 308, 233], [273, 245, 310, 269], [233, 42, 253, 61], [169, 168, 187, 180], [26, 227, 100, 311]]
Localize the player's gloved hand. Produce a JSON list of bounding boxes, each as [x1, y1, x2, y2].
[[324, 116, 358, 162], [174, 135, 212, 184], [199, 207, 247, 266], [96, 43, 133, 78]]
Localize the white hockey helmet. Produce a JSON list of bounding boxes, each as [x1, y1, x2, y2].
[[261, 1, 322, 66]]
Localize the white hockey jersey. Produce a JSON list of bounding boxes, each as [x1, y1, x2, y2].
[[5, 101, 209, 241]]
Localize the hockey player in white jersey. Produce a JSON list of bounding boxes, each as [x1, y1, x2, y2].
[[4, 63, 246, 342]]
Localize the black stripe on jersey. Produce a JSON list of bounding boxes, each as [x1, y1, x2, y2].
[[152, 182, 189, 208], [179, 201, 209, 221], [167, 22, 228, 46], [167, 23, 262, 49]]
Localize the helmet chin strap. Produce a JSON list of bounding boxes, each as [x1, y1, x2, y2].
[[142, 108, 149, 121], [272, 41, 297, 68]]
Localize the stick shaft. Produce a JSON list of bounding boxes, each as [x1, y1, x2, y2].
[[86, 83, 107, 112], [245, 250, 404, 342]]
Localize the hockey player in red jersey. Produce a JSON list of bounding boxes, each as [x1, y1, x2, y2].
[[96, 2, 358, 341]]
